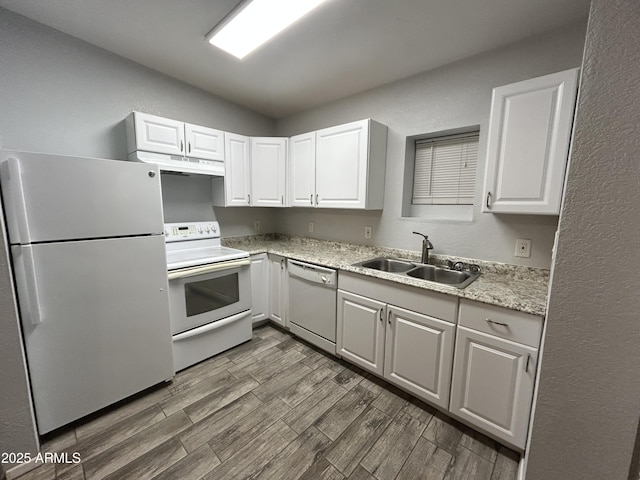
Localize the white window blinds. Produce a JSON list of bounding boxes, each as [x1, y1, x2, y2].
[[412, 133, 479, 205]]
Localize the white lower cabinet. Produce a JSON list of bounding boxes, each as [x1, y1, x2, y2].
[[249, 254, 268, 324], [384, 306, 455, 410], [336, 273, 457, 408], [450, 299, 543, 450], [337, 290, 386, 375], [268, 254, 287, 327]]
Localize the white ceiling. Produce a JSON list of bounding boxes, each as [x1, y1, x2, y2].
[[0, 0, 590, 118]]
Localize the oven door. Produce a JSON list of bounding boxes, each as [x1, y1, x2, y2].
[[167, 258, 251, 334]]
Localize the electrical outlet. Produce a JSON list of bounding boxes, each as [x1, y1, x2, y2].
[[308, 222, 314, 233], [364, 226, 372, 239], [254, 220, 260, 231], [515, 238, 532, 258]]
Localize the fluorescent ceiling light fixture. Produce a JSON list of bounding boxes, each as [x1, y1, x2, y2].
[[207, 0, 328, 59]]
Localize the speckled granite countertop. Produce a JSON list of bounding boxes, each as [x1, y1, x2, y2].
[[223, 234, 549, 317]]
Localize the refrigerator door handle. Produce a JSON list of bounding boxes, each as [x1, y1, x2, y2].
[[22, 246, 43, 324], [7, 157, 32, 243]]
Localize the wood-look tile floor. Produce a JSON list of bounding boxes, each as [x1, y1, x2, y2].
[[21, 324, 520, 480]]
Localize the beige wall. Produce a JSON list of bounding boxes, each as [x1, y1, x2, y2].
[[526, 1, 640, 478]]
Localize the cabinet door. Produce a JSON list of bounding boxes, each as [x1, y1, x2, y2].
[[483, 68, 579, 214], [223, 133, 251, 206], [133, 112, 185, 156], [268, 254, 287, 327], [336, 290, 386, 375], [316, 120, 368, 209], [250, 254, 269, 324], [384, 306, 454, 410], [288, 132, 316, 207], [251, 138, 287, 207], [184, 123, 225, 161], [450, 326, 538, 450]]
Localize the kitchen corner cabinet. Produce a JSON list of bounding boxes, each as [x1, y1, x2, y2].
[[127, 111, 224, 161], [251, 138, 287, 207], [212, 134, 287, 207], [268, 254, 287, 327], [288, 119, 387, 210], [449, 299, 543, 450], [482, 68, 580, 215], [288, 132, 316, 207], [337, 273, 457, 409], [250, 254, 269, 324]]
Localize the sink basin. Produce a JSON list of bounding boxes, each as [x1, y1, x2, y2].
[[353, 257, 480, 289], [356, 258, 416, 273], [406, 265, 475, 286]]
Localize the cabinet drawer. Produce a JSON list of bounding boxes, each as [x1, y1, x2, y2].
[[458, 299, 543, 348]]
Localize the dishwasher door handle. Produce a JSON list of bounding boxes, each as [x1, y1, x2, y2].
[[288, 259, 337, 287]]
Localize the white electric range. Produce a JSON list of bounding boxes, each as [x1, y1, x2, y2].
[[165, 221, 252, 371]]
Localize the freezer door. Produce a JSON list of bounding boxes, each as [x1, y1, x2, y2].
[[0, 151, 164, 244], [11, 235, 173, 434]]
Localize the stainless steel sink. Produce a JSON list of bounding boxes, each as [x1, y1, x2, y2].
[[353, 257, 480, 289], [358, 258, 416, 273]]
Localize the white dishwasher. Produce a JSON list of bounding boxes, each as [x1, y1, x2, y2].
[[287, 259, 338, 355]]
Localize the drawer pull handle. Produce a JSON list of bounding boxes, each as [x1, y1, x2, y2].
[[388, 310, 391, 326], [525, 354, 531, 373], [486, 318, 509, 327], [379, 309, 383, 323]]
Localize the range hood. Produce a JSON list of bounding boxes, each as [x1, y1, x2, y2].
[[128, 151, 225, 176]]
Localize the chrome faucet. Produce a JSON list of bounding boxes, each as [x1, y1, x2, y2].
[[413, 232, 434, 264]]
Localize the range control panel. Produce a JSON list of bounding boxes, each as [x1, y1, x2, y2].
[[164, 221, 220, 242]]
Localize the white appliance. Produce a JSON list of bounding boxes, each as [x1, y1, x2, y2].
[[165, 221, 252, 371], [0, 150, 174, 435], [287, 260, 338, 355]]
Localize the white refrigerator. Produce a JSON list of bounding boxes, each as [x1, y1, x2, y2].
[[0, 151, 174, 434]]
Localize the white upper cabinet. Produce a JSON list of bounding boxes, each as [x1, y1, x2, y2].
[[288, 132, 316, 207], [482, 68, 580, 214], [130, 112, 185, 156], [129, 112, 225, 162], [184, 123, 225, 162], [289, 119, 387, 210], [213, 132, 251, 207], [251, 137, 287, 208], [213, 134, 287, 207]]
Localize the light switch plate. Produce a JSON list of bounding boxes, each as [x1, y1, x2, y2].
[[515, 238, 532, 258]]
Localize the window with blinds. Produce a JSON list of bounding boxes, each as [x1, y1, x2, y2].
[[412, 132, 479, 205]]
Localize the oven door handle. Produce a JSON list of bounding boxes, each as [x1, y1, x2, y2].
[[173, 310, 252, 341], [167, 258, 250, 280]]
